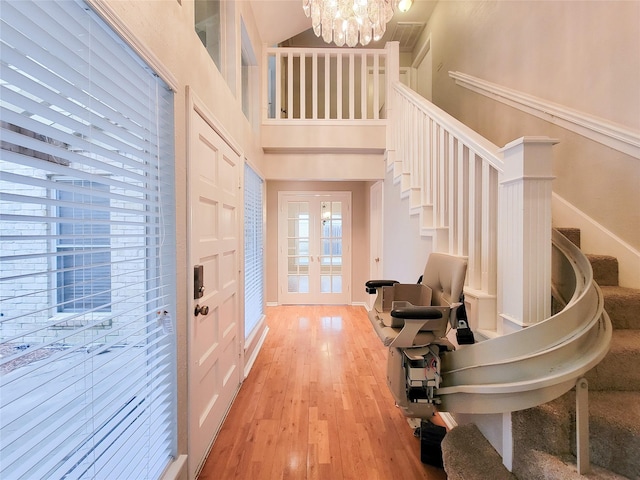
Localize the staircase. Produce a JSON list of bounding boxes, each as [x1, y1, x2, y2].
[[512, 228, 640, 479]]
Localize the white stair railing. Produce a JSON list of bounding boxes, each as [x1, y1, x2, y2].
[[388, 82, 558, 335]]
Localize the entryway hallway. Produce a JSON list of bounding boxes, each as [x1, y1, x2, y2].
[[198, 305, 447, 479]]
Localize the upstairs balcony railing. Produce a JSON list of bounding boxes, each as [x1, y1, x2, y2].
[[263, 43, 396, 123]]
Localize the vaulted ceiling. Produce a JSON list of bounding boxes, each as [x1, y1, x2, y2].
[[249, 0, 438, 51]]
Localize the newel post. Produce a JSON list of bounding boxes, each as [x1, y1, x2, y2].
[[385, 41, 399, 167], [497, 137, 558, 333]]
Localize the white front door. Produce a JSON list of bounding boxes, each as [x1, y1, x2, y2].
[[187, 91, 242, 478], [278, 192, 351, 305]]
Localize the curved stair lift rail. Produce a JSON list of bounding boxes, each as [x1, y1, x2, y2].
[[436, 230, 612, 414]]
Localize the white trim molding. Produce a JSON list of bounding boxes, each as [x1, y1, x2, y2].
[[85, 0, 179, 92], [449, 71, 640, 159]]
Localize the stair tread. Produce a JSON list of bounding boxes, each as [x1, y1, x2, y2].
[[556, 227, 581, 249], [589, 390, 640, 428], [601, 285, 640, 297], [601, 286, 640, 329], [442, 423, 516, 480], [514, 449, 629, 480], [586, 330, 640, 391], [537, 390, 640, 430], [587, 254, 619, 286], [515, 391, 640, 478]]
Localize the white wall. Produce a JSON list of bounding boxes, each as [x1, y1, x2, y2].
[[382, 167, 433, 283]]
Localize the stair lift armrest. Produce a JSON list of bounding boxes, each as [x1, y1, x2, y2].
[[365, 280, 399, 294], [388, 307, 444, 349], [390, 306, 444, 320]]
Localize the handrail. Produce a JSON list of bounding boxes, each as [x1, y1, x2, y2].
[[392, 83, 503, 171]]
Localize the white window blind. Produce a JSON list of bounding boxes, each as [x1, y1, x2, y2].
[[244, 163, 264, 338], [0, 1, 177, 479]]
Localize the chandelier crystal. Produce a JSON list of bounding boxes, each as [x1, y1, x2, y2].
[[302, 0, 402, 48]]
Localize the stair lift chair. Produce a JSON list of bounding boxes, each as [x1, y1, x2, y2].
[[365, 253, 469, 420]]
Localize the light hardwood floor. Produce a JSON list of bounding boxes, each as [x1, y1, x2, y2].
[[198, 305, 447, 480]]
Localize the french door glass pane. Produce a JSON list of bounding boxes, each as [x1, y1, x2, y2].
[[320, 201, 342, 293], [287, 202, 310, 293]]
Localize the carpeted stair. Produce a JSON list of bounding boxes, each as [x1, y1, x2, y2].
[[442, 423, 517, 480], [512, 228, 640, 479]]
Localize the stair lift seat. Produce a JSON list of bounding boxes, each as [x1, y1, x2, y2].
[[366, 253, 468, 419]]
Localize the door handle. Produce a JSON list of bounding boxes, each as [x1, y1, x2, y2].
[[194, 304, 209, 316], [375, 257, 380, 262]]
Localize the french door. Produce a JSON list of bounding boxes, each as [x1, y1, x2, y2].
[[278, 192, 351, 304]]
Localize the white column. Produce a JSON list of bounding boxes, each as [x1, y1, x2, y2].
[[385, 41, 399, 167], [498, 137, 558, 332]]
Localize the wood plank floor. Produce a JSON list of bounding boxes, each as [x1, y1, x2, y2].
[[198, 305, 447, 480]]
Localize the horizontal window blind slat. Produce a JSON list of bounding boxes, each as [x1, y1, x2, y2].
[[0, 106, 160, 178], [0, 106, 157, 184], [123, 431, 172, 480], [1, 3, 156, 132], [0, 269, 168, 322], [2, 345, 172, 455], [5, 363, 173, 479], [0, 148, 158, 197], [0, 233, 150, 243], [3, 342, 166, 424], [2, 322, 170, 378], [43, 2, 157, 119], [0, 250, 166, 287], [4, 377, 172, 478], [0, 300, 170, 386], [95, 413, 172, 480], [0, 121, 155, 183], [83, 414, 171, 480], [2, 347, 172, 442], [0, 192, 155, 221], [0, 58, 157, 152], [0, 170, 159, 210], [1, 351, 173, 468]]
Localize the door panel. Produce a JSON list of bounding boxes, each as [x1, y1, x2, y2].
[[278, 192, 351, 304], [188, 94, 241, 478]]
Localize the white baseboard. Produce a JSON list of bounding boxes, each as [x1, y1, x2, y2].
[[266, 302, 278, 307], [438, 412, 458, 431], [244, 325, 269, 379], [160, 454, 187, 480], [552, 193, 640, 288]]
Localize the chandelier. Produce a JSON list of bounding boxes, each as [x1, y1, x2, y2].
[[302, 0, 412, 48]]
